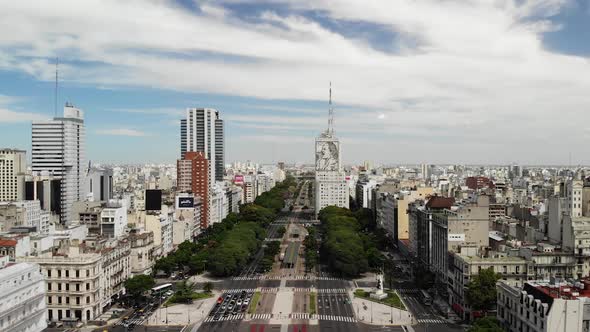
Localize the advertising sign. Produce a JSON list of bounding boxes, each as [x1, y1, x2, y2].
[[177, 197, 195, 209], [448, 233, 465, 242]]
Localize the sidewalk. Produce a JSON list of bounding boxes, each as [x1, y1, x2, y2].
[[351, 290, 413, 325], [147, 290, 220, 329]]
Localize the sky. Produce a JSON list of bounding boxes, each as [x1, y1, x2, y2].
[[1, 0, 590, 165]]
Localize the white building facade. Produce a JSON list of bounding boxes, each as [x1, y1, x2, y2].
[[32, 104, 86, 224], [0, 259, 47, 332], [314, 133, 349, 215]]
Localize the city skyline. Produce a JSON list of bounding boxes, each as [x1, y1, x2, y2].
[[1, 1, 590, 165]]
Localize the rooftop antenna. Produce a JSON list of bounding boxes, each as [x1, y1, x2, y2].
[[328, 82, 334, 135], [54, 57, 58, 117]]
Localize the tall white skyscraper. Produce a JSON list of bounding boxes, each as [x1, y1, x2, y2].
[[0, 149, 26, 202], [181, 108, 224, 184], [32, 103, 86, 224], [315, 85, 349, 215]]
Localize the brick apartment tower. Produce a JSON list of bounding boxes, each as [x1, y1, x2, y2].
[[177, 151, 209, 229]]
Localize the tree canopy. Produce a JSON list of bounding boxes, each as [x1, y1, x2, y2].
[[318, 205, 384, 277], [467, 317, 504, 332], [124, 275, 155, 297], [466, 268, 501, 310]]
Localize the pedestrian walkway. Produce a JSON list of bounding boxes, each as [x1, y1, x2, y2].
[[312, 314, 356, 322], [290, 313, 310, 319], [222, 288, 256, 293], [317, 288, 347, 293], [417, 318, 447, 324], [114, 317, 145, 326], [203, 313, 245, 322], [261, 287, 279, 293], [250, 313, 273, 320]]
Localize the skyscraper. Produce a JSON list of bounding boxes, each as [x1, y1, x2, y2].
[[315, 85, 349, 215], [180, 108, 224, 183], [0, 149, 26, 202], [32, 103, 86, 224]]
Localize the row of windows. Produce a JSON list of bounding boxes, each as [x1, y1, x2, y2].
[[47, 295, 92, 305]]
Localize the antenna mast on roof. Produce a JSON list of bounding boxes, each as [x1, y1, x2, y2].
[[328, 82, 334, 135], [54, 57, 59, 117]]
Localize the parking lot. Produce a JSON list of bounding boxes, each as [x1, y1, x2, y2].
[[204, 290, 254, 322]]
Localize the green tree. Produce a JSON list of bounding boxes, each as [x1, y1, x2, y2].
[[467, 317, 504, 332], [124, 275, 155, 297], [466, 268, 501, 310], [154, 256, 175, 276], [203, 281, 213, 293], [173, 281, 196, 303]]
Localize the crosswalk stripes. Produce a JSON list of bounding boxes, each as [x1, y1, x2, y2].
[[260, 287, 279, 293], [290, 313, 310, 319], [312, 314, 356, 322], [317, 288, 347, 293], [417, 318, 446, 324], [294, 288, 312, 292], [250, 313, 273, 320], [115, 317, 145, 326], [222, 288, 256, 294], [204, 313, 245, 323]]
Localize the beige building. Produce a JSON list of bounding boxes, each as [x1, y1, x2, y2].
[[449, 251, 533, 320], [129, 231, 155, 276], [0, 149, 26, 202], [430, 195, 490, 282], [18, 237, 131, 324], [397, 187, 433, 240], [19, 242, 103, 323]]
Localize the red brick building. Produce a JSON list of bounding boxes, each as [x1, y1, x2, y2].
[[466, 176, 494, 190], [177, 152, 209, 229]]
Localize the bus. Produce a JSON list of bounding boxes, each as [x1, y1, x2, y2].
[[151, 283, 172, 297], [419, 290, 432, 306]]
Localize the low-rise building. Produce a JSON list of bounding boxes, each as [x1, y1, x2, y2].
[[19, 241, 103, 323], [448, 251, 533, 320], [129, 231, 155, 276]]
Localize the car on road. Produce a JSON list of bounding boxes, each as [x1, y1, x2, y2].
[[221, 304, 227, 310], [243, 298, 250, 305], [236, 299, 242, 306], [213, 314, 221, 321]]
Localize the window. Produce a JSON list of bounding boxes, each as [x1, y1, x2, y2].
[[48, 283, 52, 291], [47, 270, 52, 278]]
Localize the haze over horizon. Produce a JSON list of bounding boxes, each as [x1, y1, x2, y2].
[[1, 0, 590, 165]]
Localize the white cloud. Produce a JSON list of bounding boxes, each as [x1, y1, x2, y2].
[[0, 0, 589, 163], [0, 94, 48, 123], [96, 128, 150, 137]]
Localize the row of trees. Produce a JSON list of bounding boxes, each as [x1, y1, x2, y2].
[[303, 226, 318, 271], [152, 176, 297, 278], [318, 206, 386, 277], [259, 240, 281, 272]]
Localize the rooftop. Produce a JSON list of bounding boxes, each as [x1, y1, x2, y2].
[[527, 279, 590, 301]]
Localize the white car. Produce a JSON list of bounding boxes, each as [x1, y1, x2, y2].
[[243, 299, 250, 305], [236, 299, 242, 306]]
